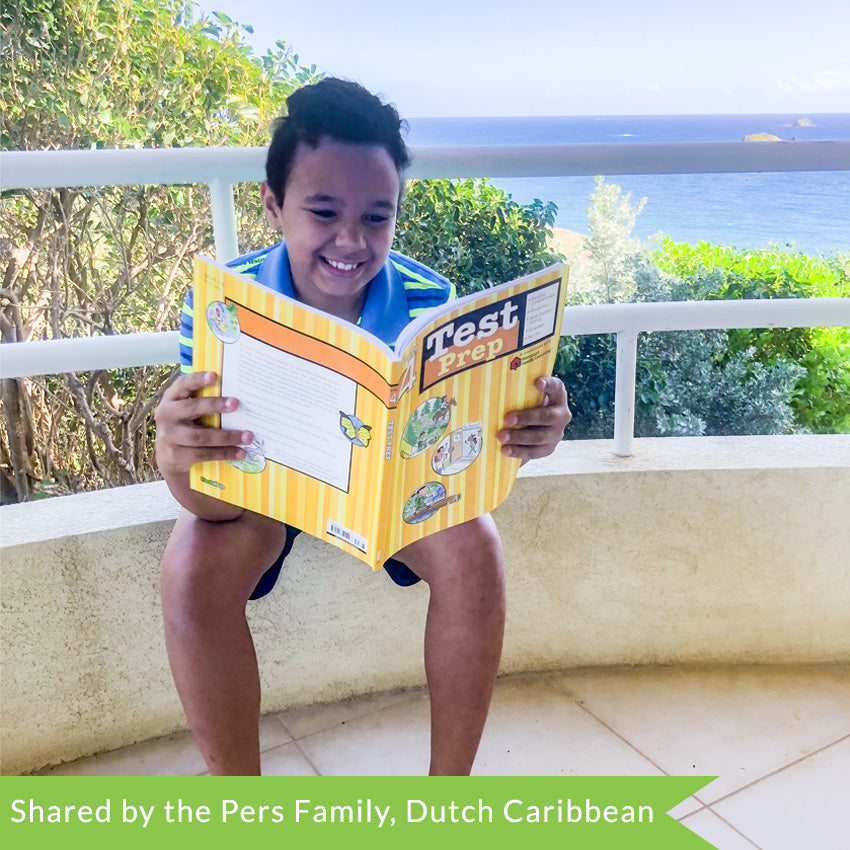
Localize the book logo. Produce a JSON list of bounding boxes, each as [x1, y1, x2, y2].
[[418, 281, 561, 391], [421, 298, 520, 390]]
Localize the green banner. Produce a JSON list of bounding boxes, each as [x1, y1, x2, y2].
[[1, 776, 716, 849]]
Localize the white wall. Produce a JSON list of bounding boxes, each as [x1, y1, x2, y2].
[[2, 435, 848, 775]]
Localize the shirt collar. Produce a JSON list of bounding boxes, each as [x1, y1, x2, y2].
[[255, 242, 409, 346]]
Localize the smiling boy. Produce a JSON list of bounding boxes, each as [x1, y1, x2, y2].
[[155, 78, 571, 776]]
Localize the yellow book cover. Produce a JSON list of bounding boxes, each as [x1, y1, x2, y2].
[[190, 255, 567, 568]]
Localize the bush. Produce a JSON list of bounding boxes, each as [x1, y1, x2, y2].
[[0, 0, 321, 502], [654, 239, 850, 433], [396, 179, 561, 295], [555, 178, 829, 439]]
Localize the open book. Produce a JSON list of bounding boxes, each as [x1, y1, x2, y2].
[[190, 254, 568, 568]]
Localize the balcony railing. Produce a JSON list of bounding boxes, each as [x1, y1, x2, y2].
[[2, 141, 849, 455]]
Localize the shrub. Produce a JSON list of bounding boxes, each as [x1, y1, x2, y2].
[[0, 0, 321, 502], [555, 178, 820, 439], [396, 179, 561, 295], [654, 239, 850, 433]]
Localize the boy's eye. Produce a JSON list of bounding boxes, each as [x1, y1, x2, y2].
[[308, 209, 336, 219], [365, 214, 391, 225]]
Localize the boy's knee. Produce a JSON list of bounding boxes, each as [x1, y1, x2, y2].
[[397, 515, 505, 588], [161, 510, 287, 607]]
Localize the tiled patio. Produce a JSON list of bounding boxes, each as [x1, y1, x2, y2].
[[36, 665, 850, 849]]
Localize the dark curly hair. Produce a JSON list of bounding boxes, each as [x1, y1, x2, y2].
[[265, 78, 410, 205]]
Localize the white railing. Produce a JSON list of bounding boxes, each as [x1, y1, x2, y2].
[[2, 142, 849, 455]]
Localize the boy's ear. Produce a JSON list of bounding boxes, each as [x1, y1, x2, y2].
[[260, 182, 284, 232]]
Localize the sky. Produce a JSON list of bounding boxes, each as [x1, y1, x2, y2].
[[193, 0, 850, 117]]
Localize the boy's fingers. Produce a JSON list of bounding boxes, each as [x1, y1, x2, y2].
[[171, 425, 253, 449], [503, 377, 570, 427], [159, 445, 244, 474], [156, 427, 252, 474], [177, 394, 239, 421], [497, 426, 554, 448], [156, 393, 239, 425], [176, 444, 247, 464], [535, 375, 568, 405], [501, 442, 555, 461], [498, 376, 571, 455], [502, 404, 565, 430], [163, 370, 218, 401]]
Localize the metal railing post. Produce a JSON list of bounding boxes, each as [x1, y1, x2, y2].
[[613, 330, 638, 457], [208, 178, 239, 261]]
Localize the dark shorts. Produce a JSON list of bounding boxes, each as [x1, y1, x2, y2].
[[249, 526, 421, 600]]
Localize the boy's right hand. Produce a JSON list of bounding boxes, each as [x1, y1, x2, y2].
[[155, 371, 253, 478]]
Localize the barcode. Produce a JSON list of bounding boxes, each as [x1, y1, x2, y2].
[[326, 520, 368, 554]]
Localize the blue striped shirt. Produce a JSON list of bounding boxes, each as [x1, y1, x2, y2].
[[179, 244, 455, 373]]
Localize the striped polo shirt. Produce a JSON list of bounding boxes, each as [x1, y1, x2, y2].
[[179, 243, 455, 373]]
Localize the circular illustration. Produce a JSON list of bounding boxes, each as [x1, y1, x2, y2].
[[399, 396, 455, 459], [402, 482, 448, 525], [206, 300, 240, 343], [227, 438, 266, 474], [431, 423, 483, 476]]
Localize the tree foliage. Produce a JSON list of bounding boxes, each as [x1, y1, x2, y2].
[[556, 178, 847, 439], [2, 0, 319, 150], [0, 0, 320, 502], [396, 179, 561, 296], [653, 238, 850, 433]]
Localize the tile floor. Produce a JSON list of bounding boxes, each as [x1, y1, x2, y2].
[[36, 665, 850, 849]]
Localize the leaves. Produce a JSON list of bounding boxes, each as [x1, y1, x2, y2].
[[396, 179, 560, 296], [1, 0, 321, 151], [554, 180, 848, 439], [651, 236, 850, 433], [0, 0, 321, 502]]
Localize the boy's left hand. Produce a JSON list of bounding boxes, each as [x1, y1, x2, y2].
[[498, 376, 572, 464]]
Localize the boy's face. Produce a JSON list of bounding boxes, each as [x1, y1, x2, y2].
[[261, 139, 400, 321]]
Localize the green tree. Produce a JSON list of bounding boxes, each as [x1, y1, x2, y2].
[[578, 175, 646, 303], [556, 178, 818, 439], [396, 179, 561, 296], [1, 0, 321, 502], [654, 239, 850, 433]]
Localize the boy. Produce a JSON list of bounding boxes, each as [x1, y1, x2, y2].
[[155, 78, 571, 776]]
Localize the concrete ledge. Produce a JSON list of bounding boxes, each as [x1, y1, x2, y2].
[[2, 435, 849, 774]]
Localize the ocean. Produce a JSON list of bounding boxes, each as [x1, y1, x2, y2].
[[406, 114, 850, 256]]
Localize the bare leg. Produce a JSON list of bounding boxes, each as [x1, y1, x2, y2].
[[160, 509, 288, 775], [396, 515, 505, 775]]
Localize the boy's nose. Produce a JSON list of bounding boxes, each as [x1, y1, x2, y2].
[[335, 223, 366, 250]]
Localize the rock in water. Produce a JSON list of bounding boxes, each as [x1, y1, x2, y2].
[[792, 116, 814, 127], [743, 133, 782, 142]]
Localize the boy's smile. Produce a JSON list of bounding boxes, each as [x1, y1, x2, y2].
[[261, 139, 400, 324]]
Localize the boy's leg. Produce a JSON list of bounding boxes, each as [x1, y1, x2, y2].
[[160, 509, 289, 775], [395, 514, 505, 776]]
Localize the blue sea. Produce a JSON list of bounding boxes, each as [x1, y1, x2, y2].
[[406, 114, 850, 256]]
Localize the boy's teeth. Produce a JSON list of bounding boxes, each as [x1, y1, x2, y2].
[[326, 258, 359, 271]]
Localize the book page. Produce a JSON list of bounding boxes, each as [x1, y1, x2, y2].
[[220, 334, 357, 492]]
